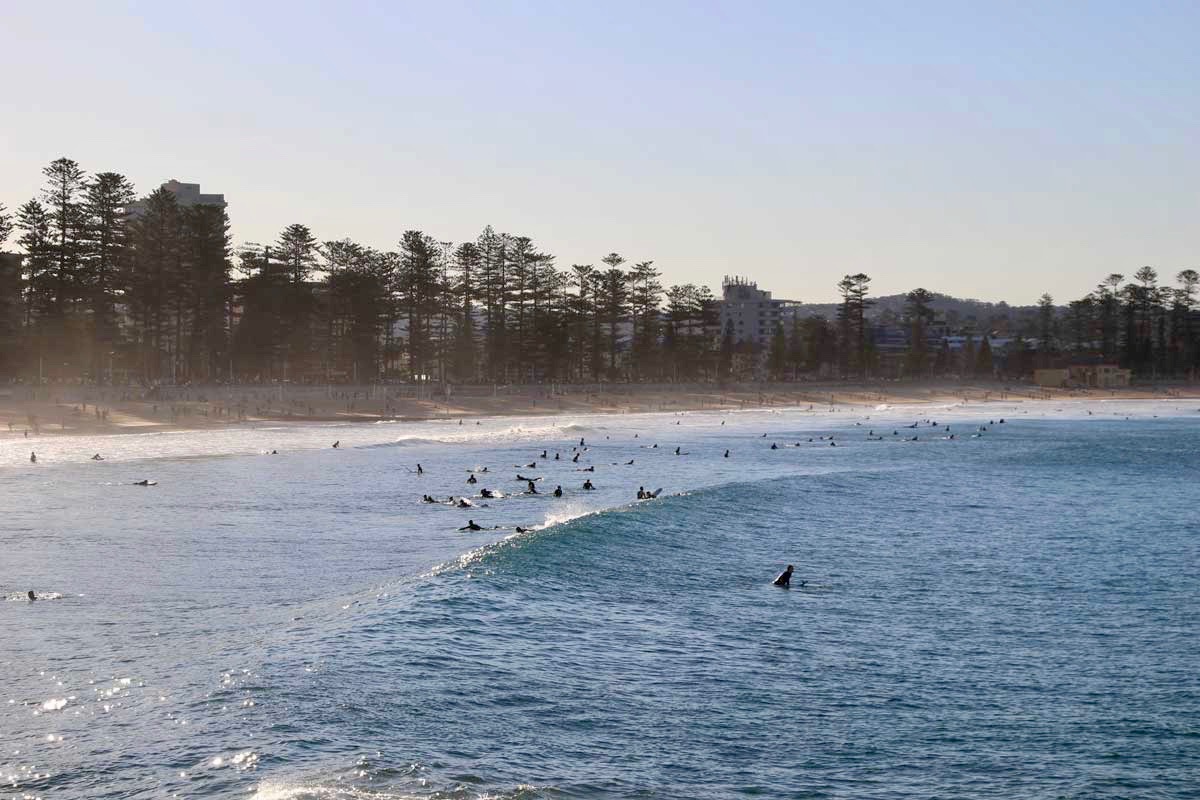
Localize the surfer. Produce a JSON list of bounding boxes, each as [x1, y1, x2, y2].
[[459, 520, 483, 531], [27, 590, 36, 601], [515, 526, 530, 533], [480, 488, 496, 499], [527, 480, 539, 494], [133, 479, 155, 486], [572, 453, 580, 463], [30, 452, 36, 463], [553, 485, 563, 497], [416, 463, 424, 475], [540, 450, 548, 459], [582, 479, 595, 490], [770, 443, 778, 450], [637, 486, 646, 499], [625, 459, 634, 465], [554, 453, 560, 460], [773, 565, 794, 588], [467, 474, 477, 484], [332, 441, 339, 448], [422, 495, 436, 503], [91, 453, 103, 461]]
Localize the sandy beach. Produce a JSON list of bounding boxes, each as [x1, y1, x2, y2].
[[2, 380, 1196, 438]]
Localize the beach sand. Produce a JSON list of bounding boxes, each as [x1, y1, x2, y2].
[[2, 381, 1196, 439]]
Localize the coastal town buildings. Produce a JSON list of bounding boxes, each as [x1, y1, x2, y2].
[[126, 180, 226, 218], [718, 276, 800, 349]]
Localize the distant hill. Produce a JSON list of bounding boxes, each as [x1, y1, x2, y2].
[[792, 292, 1050, 332]]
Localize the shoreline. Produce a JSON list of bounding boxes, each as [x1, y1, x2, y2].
[[3, 381, 1198, 440]]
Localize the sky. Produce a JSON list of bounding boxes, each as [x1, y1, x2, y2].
[[2, 1, 1197, 304]]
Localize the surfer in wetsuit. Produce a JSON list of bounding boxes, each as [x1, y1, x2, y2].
[[553, 485, 563, 497], [416, 463, 424, 475], [27, 590, 36, 601], [30, 452, 36, 463], [582, 479, 595, 490], [459, 520, 483, 531], [724, 449, 730, 458], [332, 441, 340, 448], [467, 474, 477, 484], [774, 565, 794, 588], [481, 488, 496, 499], [527, 480, 539, 494], [637, 486, 646, 499], [92, 453, 103, 461]]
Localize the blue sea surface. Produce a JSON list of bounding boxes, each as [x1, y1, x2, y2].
[[2, 403, 1198, 798]]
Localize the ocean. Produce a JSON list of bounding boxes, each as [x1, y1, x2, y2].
[[2, 400, 1198, 799]]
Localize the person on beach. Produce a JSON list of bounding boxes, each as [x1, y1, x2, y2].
[[459, 520, 483, 531], [774, 565, 794, 588]]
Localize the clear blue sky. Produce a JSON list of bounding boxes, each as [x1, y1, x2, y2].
[[2, 1, 1197, 304]]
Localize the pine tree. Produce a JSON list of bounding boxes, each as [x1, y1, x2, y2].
[[181, 205, 232, 380], [599, 262, 629, 378], [767, 322, 787, 379], [82, 172, 136, 377], [127, 188, 182, 380], [976, 336, 993, 377], [903, 288, 935, 377], [628, 260, 663, 380], [0, 204, 12, 249]]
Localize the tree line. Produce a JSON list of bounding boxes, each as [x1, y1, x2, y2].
[[1, 157, 1197, 384]]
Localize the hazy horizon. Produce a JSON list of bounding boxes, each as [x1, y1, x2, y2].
[[3, 1, 1197, 305]]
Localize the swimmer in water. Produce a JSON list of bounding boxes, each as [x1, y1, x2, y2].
[[27, 590, 36, 601], [773, 565, 794, 588], [770, 443, 778, 450], [553, 485, 563, 497], [467, 474, 477, 484], [724, 449, 730, 458], [572, 453, 580, 463], [30, 452, 37, 463], [92, 453, 103, 461], [459, 520, 483, 531], [582, 479, 595, 490]]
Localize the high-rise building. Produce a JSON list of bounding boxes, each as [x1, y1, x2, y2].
[[718, 276, 799, 349], [126, 179, 226, 218]]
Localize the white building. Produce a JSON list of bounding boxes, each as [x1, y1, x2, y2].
[[719, 276, 799, 349]]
